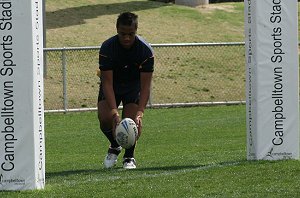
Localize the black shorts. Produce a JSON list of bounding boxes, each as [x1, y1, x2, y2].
[[98, 82, 140, 106]]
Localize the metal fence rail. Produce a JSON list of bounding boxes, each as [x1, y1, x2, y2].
[[44, 42, 246, 112]]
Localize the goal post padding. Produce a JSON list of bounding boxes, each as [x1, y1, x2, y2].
[[244, 0, 299, 160], [0, 0, 45, 190]]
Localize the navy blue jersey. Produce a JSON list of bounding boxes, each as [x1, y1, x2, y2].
[[99, 35, 154, 86]]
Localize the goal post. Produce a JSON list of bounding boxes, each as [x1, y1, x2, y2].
[[244, 0, 299, 160], [0, 0, 45, 190]]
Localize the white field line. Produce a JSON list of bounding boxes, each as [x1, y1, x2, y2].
[[57, 161, 243, 185]]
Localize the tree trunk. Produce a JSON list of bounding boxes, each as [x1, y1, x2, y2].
[[175, 0, 209, 7]]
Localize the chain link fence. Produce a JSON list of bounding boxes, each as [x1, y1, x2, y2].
[[44, 42, 245, 111]]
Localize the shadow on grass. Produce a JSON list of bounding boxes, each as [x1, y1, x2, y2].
[[46, 160, 250, 179], [46, 1, 170, 29]]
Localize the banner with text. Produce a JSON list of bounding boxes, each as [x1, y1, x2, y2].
[[0, 0, 45, 190], [244, 0, 299, 160]]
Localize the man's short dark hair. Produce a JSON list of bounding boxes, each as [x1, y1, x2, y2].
[[116, 12, 138, 29]]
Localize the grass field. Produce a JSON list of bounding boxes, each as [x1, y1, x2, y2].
[[43, 1, 300, 110], [1, 106, 300, 197], [45, 1, 246, 47], [44, 0, 248, 109]]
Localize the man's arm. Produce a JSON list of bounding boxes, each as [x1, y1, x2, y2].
[[101, 70, 120, 136], [135, 72, 153, 138], [138, 72, 153, 113], [102, 70, 117, 110]]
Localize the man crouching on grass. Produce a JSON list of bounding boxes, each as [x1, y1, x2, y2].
[[97, 12, 154, 169]]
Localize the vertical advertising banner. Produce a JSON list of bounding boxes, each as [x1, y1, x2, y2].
[[245, 0, 299, 160], [0, 0, 45, 190]]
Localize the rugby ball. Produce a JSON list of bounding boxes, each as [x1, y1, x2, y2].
[[115, 118, 138, 149]]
